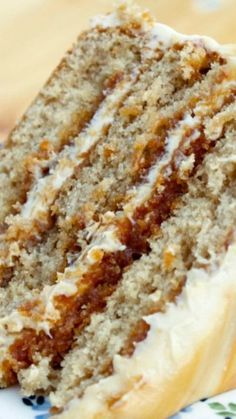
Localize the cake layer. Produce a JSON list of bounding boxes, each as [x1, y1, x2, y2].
[[0, 6, 147, 224], [0, 3, 235, 418], [53, 241, 236, 419], [49, 120, 236, 411], [0, 57, 235, 387], [0, 27, 226, 311]]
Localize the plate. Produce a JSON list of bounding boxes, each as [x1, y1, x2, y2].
[[0, 387, 236, 419]]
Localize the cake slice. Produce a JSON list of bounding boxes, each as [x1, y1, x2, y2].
[[0, 2, 236, 418]]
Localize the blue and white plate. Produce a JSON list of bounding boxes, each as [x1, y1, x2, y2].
[[0, 386, 236, 419]]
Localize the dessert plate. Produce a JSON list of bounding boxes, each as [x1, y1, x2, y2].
[[0, 386, 236, 419]]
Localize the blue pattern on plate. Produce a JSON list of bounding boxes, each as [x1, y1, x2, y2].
[[22, 395, 51, 419], [16, 389, 236, 418]]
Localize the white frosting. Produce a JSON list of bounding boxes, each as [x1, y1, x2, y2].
[[124, 114, 200, 216], [14, 78, 134, 226], [58, 243, 236, 417], [22, 165, 74, 219], [147, 23, 180, 49], [85, 228, 126, 265], [1, 4, 236, 386], [52, 165, 74, 190], [39, 227, 124, 324], [148, 22, 222, 52], [40, 226, 125, 321], [18, 111, 200, 328], [7, 6, 235, 231], [91, 13, 122, 29], [16, 96, 226, 334], [0, 221, 126, 352], [90, 5, 228, 59]]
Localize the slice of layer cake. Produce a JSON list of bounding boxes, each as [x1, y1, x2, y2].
[[0, 2, 236, 418]]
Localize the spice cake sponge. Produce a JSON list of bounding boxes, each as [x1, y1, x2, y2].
[[0, 2, 236, 418]]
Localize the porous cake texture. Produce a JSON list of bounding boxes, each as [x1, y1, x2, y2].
[[0, 2, 236, 418]]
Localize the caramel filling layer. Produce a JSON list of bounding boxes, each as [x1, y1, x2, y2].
[[6, 110, 232, 381], [1, 59, 235, 385]]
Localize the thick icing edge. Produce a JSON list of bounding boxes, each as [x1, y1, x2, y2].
[[55, 243, 236, 418]]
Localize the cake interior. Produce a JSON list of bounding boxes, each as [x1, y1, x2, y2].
[[50, 118, 236, 409], [0, 4, 235, 416]]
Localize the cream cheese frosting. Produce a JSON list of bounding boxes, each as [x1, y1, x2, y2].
[[0, 4, 236, 406], [123, 113, 200, 216], [0, 71, 234, 352], [18, 78, 135, 226], [54, 243, 236, 418], [4, 2, 236, 245]]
